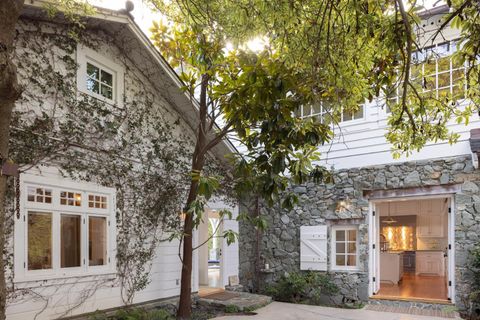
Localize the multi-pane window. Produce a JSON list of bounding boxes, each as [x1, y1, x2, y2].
[[296, 104, 364, 123], [27, 187, 52, 204], [18, 178, 115, 280], [86, 62, 114, 100], [387, 41, 466, 109], [332, 226, 358, 270], [60, 191, 82, 207], [88, 194, 107, 209]]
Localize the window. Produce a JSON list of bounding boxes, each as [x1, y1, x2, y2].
[[331, 226, 359, 270], [16, 174, 116, 281], [86, 62, 114, 100], [387, 41, 466, 110], [77, 45, 124, 107], [27, 187, 52, 203], [28, 212, 52, 270], [88, 194, 107, 209], [296, 103, 364, 123], [60, 191, 82, 207]]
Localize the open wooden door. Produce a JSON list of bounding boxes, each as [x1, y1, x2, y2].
[[447, 197, 455, 302], [369, 202, 380, 295]]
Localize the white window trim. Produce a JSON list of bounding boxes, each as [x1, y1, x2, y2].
[[330, 225, 359, 272], [15, 173, 117, 283], [299, 103, 366, 125], [77, 44, 125, 108]]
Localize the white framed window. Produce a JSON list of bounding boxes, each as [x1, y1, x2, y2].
[[15, 173, 116, 282], [296, 103, 364, 124], [386, 40, 466, 111], [77, 45, 124, 107], [331, 225, 359, 271]]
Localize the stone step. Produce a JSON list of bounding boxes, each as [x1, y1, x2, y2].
[[197, 291, 272, 312]]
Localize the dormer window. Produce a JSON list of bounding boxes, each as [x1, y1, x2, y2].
[[86, 62, 114, 100], [77, 45, 124, 107]]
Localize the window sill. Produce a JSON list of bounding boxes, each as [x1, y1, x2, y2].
[[330, 267, 361, 273], [14, 270, 116, 287]]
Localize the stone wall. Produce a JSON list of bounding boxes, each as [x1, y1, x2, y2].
[[239, 155, 480, 308]]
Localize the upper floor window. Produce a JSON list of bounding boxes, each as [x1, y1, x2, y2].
[[387, 41, 466, 110], [16, 174, 116, 281], [296, 104, 364, 124], [77, 45, 125, 107], [86, 62, 114, 100]]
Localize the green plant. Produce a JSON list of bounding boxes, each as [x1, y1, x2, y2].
[[266, 271, 338, 305], [88, 308, 174, 320], [224, 305, 240, 313]]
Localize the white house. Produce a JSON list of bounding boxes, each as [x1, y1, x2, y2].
[[239, 5, 480, 310], [6, 2, 239, 319]]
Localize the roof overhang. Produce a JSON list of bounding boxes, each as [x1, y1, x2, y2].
[[21, 1, 239, 167]]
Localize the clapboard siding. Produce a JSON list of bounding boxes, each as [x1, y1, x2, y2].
[[6, 11, 236, 320]]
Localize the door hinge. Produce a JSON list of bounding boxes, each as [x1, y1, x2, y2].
[[83, 258, 86, 265], [449, 281, 452, 287], [373, 277, 376, 282], [449, 244, 452, 250], [108, 220, 110, 227], [372, 244, 376, 249], [83, 218, 85, 224], [24, 262, 26, 269], [23, 215, 25, 222], [108, 257, 110, 263], [448, 207, 452, 213], [372, 211, 376, 217]]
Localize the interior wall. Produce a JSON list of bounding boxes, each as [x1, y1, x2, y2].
[[378, 198, 449, 251]]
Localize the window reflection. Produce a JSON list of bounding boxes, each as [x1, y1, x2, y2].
[[89, 217, 107, 266], [61, 215, 81, 268], [28, 212, 52, 270]]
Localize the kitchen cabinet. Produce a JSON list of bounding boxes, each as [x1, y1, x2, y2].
[[417, 200, 445, 238], [416, 251, 445, 276], [380, 252, 404, 284]]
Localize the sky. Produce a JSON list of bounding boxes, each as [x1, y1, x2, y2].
[[91, 0, 444, 50]]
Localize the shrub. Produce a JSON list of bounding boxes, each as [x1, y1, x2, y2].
[[265, 271, 338, 304], [89, 308, 173, 320], [225, 305, 240, 313]]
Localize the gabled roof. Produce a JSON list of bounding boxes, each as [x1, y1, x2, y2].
[[21, 0, 239, 165]]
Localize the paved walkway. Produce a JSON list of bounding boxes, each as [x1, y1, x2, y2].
[[214, 301, 458, 320]]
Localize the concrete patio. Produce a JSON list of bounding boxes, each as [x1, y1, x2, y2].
[[214, 301, 460, 320]]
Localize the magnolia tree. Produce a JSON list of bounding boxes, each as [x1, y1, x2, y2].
[[148, 0, 480, 318], [149, 22, 332, 318]]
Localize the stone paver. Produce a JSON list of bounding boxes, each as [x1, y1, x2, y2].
[[198, 292, 272, 312], [214, 301, 459, 320]]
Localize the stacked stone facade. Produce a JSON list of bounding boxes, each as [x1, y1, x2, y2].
[[239, 155, 479, 307]]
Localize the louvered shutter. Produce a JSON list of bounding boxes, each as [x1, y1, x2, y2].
[[300, 225, 328, 271]]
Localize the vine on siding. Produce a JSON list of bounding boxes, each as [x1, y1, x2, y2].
[[5, 18, 233, 315]]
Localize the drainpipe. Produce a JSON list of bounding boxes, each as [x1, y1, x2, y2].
[[255, 196, 261, 293]]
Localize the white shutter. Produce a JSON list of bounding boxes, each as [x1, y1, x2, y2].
[[300, 225, 328, 271]]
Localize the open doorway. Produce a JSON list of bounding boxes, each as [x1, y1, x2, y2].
[[369, 196, 454, 303], [198, 208, 224, 296]]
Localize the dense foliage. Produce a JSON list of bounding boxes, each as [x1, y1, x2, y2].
[[150, 0, 480, 158], [266, 271, 339, 305]]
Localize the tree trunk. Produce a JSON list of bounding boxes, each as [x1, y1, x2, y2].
[[0, 1, 25, 319], [177, 74, 210, 319]]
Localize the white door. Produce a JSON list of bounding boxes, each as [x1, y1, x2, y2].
[[447, 197, 455, 302], [221, 209, 239, 287], [369, 202, 380, 295]]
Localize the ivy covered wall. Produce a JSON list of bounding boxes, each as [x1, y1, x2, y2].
[[4, 16, 234, 320]]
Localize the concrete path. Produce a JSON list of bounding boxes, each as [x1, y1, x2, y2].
[[214, 301, 455, 320]]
